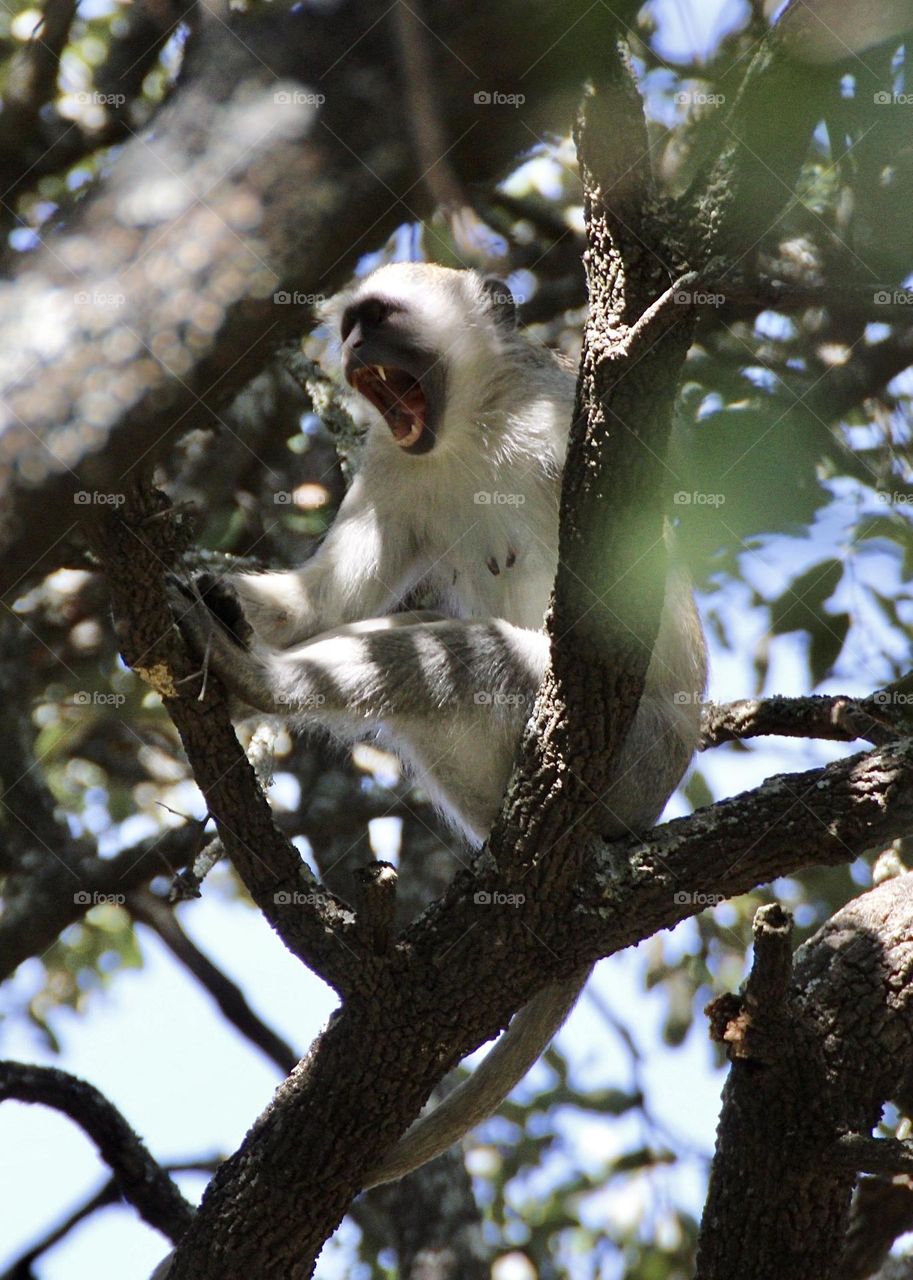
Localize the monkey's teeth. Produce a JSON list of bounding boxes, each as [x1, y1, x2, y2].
[[395, 422, 423, 448], [376, 366, 388, 382]]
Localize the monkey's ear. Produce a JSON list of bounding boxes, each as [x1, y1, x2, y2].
[[479, 276, 519, 329]]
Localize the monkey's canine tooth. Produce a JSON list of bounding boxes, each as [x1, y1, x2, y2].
[[376, 366, 388, 382]]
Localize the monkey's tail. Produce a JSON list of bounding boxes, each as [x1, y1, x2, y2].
[[363, 968, 591, 1188]]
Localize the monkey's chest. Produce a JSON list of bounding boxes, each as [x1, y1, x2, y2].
[[409, 462, 559, 629], [425, 532, 555, 630]]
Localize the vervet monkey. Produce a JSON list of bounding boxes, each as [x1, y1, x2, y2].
[[176, 262, 707, 1188]]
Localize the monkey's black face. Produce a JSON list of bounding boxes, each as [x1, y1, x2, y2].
[[340, 295, 446, 454]]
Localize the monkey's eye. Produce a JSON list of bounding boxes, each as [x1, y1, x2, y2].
[[341, 296, 396, 342]]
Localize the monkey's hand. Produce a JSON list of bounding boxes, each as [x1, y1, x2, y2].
[[190, 572, 254, 646], [169, 575, 285, 714]]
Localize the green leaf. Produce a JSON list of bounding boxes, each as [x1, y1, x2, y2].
[[809, 611, 850, 683], [683, 770, 714, 812], [769, 558, 843, 635]]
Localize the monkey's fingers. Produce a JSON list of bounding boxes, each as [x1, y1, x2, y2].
[[176, 588, 285, 716], [193, 571, 253, 644]]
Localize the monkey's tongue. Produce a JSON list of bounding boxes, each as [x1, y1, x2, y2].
[[389, 387, 425, 447], [352, 366, 426, 449]]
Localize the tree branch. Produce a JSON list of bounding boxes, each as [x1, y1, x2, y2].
[[0, 1159, 217, 1280], [88, 482, 361, 997], [700, 691, 911, 749], [696, 876, 913, 1280], [0, 822, 206, 983], [126, 888, 298, 1074], [834, 1135, 913, 1177], [837, 1177, 913, 1280], [0, 1062, 194, 1242], [490, 64, 697, 877]]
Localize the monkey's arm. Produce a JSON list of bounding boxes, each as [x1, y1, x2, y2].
[[173, 582, 544, 840], [228, 472, 424, 649]]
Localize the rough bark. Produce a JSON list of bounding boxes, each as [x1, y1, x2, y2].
[[838, 1177, 913, 1280], [697, 878, 913, 1280], [0, 1062, 193, 1241], [87, 481, 360, 993]]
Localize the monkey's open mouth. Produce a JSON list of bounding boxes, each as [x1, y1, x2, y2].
[[349, 365, 427, 449]]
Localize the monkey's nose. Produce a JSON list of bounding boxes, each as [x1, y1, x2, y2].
[[341, 296, 392, 343]]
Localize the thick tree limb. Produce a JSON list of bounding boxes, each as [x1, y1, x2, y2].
[[834, 1135, 913, 1177], [488, 67, 697, 877], [685, 27, 827, 269], [582, 740, 913, 933], [149, 735, 913, 1276], [88, 482, 360, 996], [696, 876, 913, 1280], [0, 1062, 193, 1241], [361, 1154, 489, 1280]]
